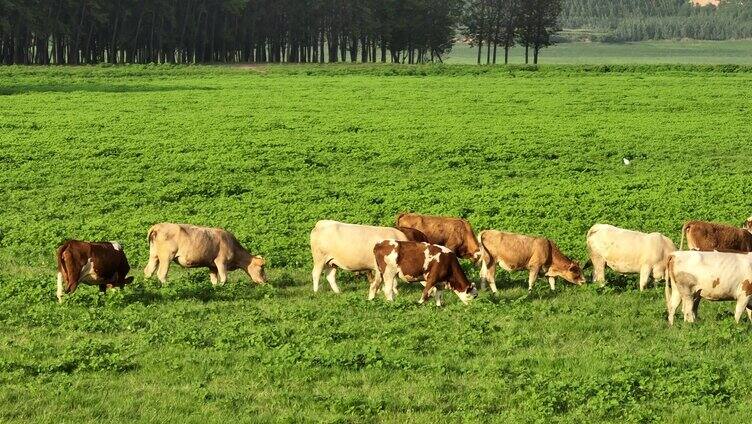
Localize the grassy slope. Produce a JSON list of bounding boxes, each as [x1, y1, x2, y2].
[[1, 65, 752, 422], [446, 40, 752, 64]]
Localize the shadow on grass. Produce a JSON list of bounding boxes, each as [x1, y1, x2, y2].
[[0, 83, 218, 95]]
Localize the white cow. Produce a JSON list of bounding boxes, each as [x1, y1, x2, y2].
[[586, 224, 675, 291], [665, 251, 752, 325], [310, 220, 408, 293]]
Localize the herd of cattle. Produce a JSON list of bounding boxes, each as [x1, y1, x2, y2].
[[55, 214, 752, 325]]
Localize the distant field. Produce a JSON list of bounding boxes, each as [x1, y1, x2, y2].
[[446, 40, 752, 64], [2, 65, 752, 422]]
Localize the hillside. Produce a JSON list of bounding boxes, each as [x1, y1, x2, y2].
[[561, 0, 752, 41]]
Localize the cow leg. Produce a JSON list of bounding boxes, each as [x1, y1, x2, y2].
[[381, 273, 396, 301], [56, 272, 64, 303], [434, 285, 444, 307], [420, 280, 436, 304], [591, 255, 606, 286], [483, 262, 498, 294], [527, 268, 540, 292], [99, 284, 107, 293], [638, 266, 650, 291], [209, 271, 219, 286], [156, 253, 173, 284], [692, 294, 701, 320], [667, 288, 682, 326], [369, 270, 386, 301], [682, 295, 696, 323], [215, 261, 228, 285], [548, 276, 556, 291], [144, 255, 159, 279], [311, 260, 325, 292], [734, 297, 749, 324], [325, 266, 340, 294]]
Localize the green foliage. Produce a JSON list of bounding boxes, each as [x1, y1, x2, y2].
[[2, 65, 752, 421], [561, 0, 752, 41]]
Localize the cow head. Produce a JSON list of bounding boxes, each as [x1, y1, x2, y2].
[[547, 262, 586, 286], [247, 255, 267, 284], [106, 275, 134, 290], [454, 283, 478, 305], [744, 216, 752, 232]]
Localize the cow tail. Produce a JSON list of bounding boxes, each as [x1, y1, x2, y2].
[[477, 231, 490, 281], [148, 227, 157, 245], [664, 255, 674, 307], [679, 222, 689, 250], [56, 242, 69, 285]]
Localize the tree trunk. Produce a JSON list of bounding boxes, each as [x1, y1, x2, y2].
[[476, 38, 482, 65]]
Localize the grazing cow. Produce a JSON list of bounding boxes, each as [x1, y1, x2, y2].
[[144, 223, 267, 285], [587, 224, 675, 290], [665, 250, 752, 325], [395, 226, 429, 243], [56, 240, 133, 303], [477, 230, 585, 293], [310, 220, 408, 293], [373, 240, 478, 305], [680, 220, 752, 252], [396, 213, 481, 261]]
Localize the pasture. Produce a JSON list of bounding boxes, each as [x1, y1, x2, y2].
[[446, 40, 752, 64], [2, 64, 752, 422]]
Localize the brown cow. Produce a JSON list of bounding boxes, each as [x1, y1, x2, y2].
[[396, 213, 481, 261], [680, 220, 752, 252], [144, 223, 267, 286], [478, 230, 585, 293], [56, 240, 133, 303], [373, 240, 478, 305], [395, 226, 429, 243]]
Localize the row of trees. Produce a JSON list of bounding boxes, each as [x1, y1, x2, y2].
[[0, 0, 563, 65], [462, 0, 562, 65], [561, 0, 752, 41]]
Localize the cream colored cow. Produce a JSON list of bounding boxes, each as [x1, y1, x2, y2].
[[586, 224, 675, 291], [144, 223, 267, 285], [665, 250, 752, 325], [309, 220, 408, 294]]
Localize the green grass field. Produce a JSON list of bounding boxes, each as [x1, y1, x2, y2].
[[2, 64, 752, 422], [446, 40, 752, 64]]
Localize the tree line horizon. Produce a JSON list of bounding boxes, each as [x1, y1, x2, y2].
[[0, 0, 561, 66], [1, 1, 750, 66]]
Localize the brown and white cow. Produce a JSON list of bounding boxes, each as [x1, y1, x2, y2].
[[310, 220, 409, 293], [396, 213, 481, 262], [373, 240, 477, 305], [144, 223, 267, 286], [665, 250, 752, 325], [587, 224, 675, 291], [680, 220, 752, 252], [477, 230, 585, 293], [56, 240, 133, 303]]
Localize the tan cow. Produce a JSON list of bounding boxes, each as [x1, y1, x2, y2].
[[396, 213, 481, 261], [144, 223, 267, 285], [587, 224, 675, 291], [477, 230, 585, 293], [310, 220, 408, 293], [680, 220, 752, 252], [665, 250, 752, 325], [373, 240, 477, 305], [56, 240, 133, 303]]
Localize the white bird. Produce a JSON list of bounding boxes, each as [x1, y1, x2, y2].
[[623, 158, 631, 166]]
